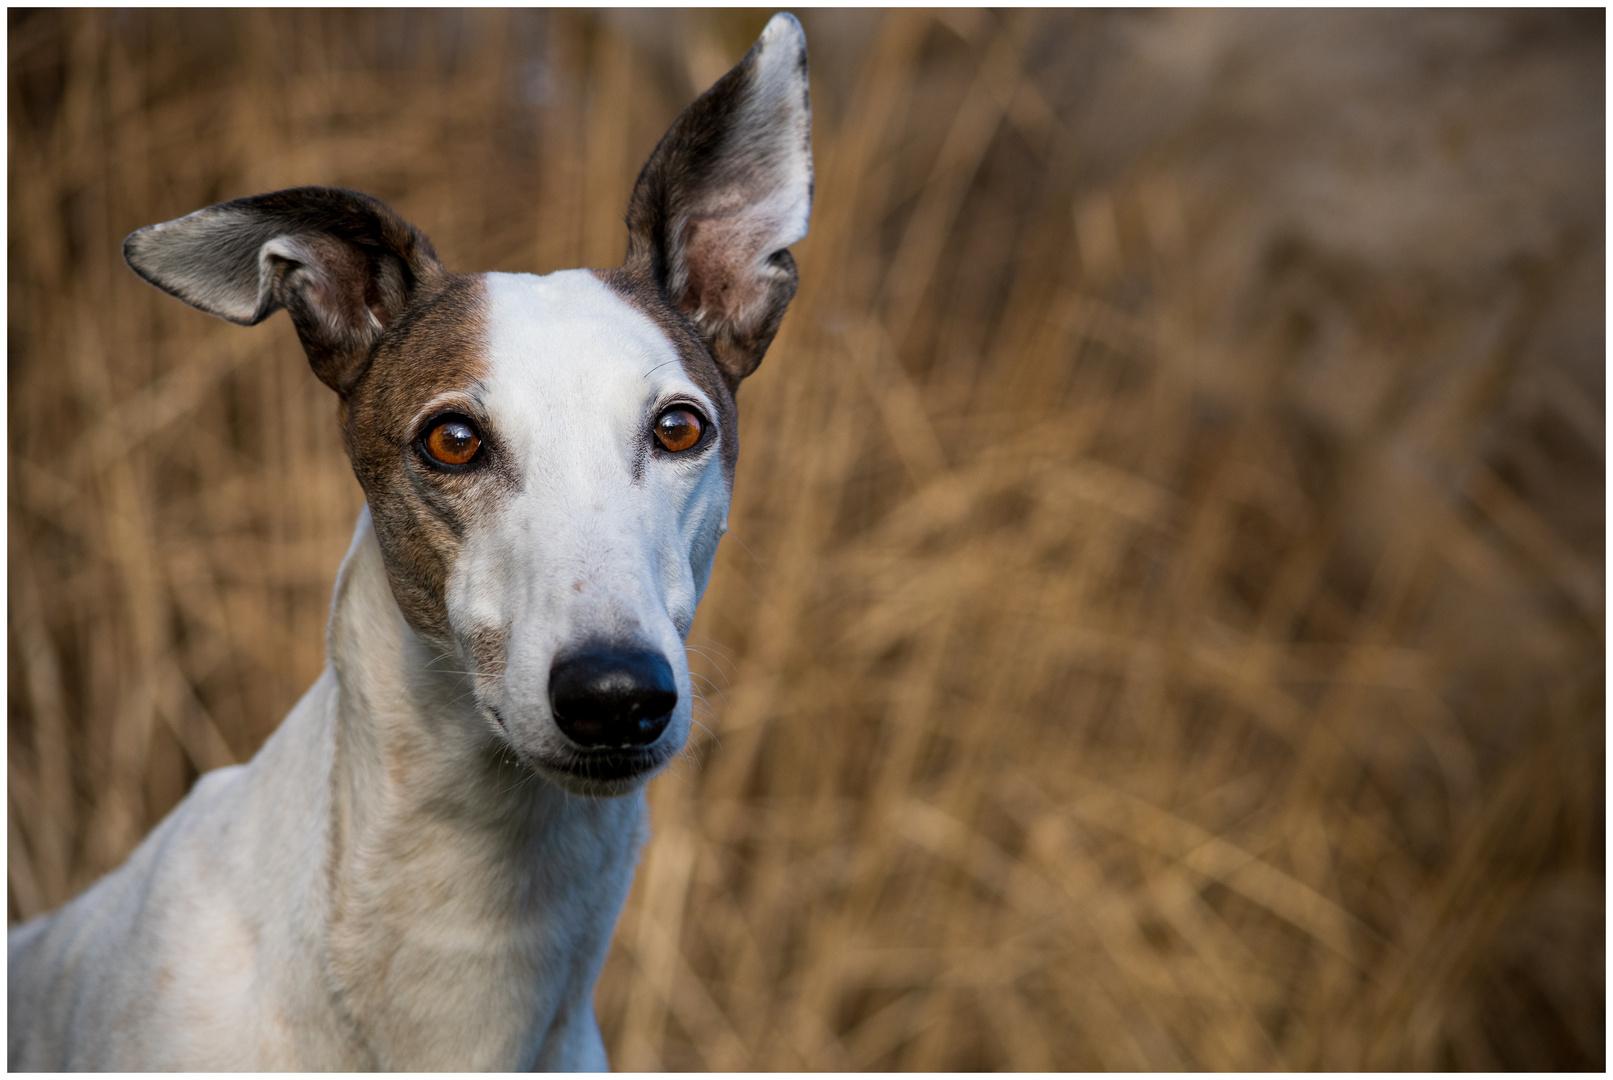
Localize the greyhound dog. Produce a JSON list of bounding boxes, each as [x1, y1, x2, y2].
[[8, 13, 810, 1070]]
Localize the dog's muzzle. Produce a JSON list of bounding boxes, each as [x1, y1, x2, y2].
[[548, 644, 677, 748]]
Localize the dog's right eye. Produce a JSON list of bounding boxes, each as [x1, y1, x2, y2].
[[422, 417, 482, 467]]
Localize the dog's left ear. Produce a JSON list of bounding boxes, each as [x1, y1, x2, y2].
[[623, 12, 812, 391]]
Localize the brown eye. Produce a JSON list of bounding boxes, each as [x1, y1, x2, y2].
[[654, 407, 704, 453], [423, 418, 481, 466]]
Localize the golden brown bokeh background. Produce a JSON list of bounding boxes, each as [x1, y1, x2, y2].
[[8, 8, 1604, 1069]]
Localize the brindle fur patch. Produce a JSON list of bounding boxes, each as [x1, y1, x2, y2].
[[341, 274, 502, 643], [468, 624, 511, 687]]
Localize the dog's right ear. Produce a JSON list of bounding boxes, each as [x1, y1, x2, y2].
[[123, 187, 444, 395], [622, 12, 813, 392]]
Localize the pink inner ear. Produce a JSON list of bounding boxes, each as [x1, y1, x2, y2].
[[279, 233, 379, 336], [679, 213, 776, 328]]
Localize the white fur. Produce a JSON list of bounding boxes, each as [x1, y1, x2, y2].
[[663, 12, 812, 336], [6, 272, 730, 1070], [450, 271, 730, 784], [10, 12, 811, 1068], [750, 12, 814, 252], [125, 206, 278, 324]]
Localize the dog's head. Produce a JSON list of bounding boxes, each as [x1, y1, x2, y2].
[[123, 14, 811, 795]]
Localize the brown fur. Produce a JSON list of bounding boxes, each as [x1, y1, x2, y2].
[[258, 188, 444, 396], [28, 17, 811, 1070], [125, 187, 497, 644], [338, 273, 499, 644], [123, 187, 447, 394], [618, 27, 807, 392]]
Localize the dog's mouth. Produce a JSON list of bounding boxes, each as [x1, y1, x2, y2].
[[487, 706, 672, 795], [554, 747, 667, 783], [539, 747, 669, 794]]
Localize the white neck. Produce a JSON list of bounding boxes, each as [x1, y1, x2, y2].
[[300, 509, 643, 1068]]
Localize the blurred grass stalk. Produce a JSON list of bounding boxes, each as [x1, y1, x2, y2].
[[8, 8, 1603, 1070]]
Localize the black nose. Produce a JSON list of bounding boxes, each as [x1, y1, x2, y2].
[[548, 645, 677, 748]]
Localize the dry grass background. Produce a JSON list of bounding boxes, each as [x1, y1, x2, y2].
[[7, 8, 1604, 1070]]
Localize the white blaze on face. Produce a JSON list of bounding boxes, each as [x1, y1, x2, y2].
[[448, 270, 731, 757]]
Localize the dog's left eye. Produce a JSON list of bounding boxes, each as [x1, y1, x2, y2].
[[654, 407, 704, 453]]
